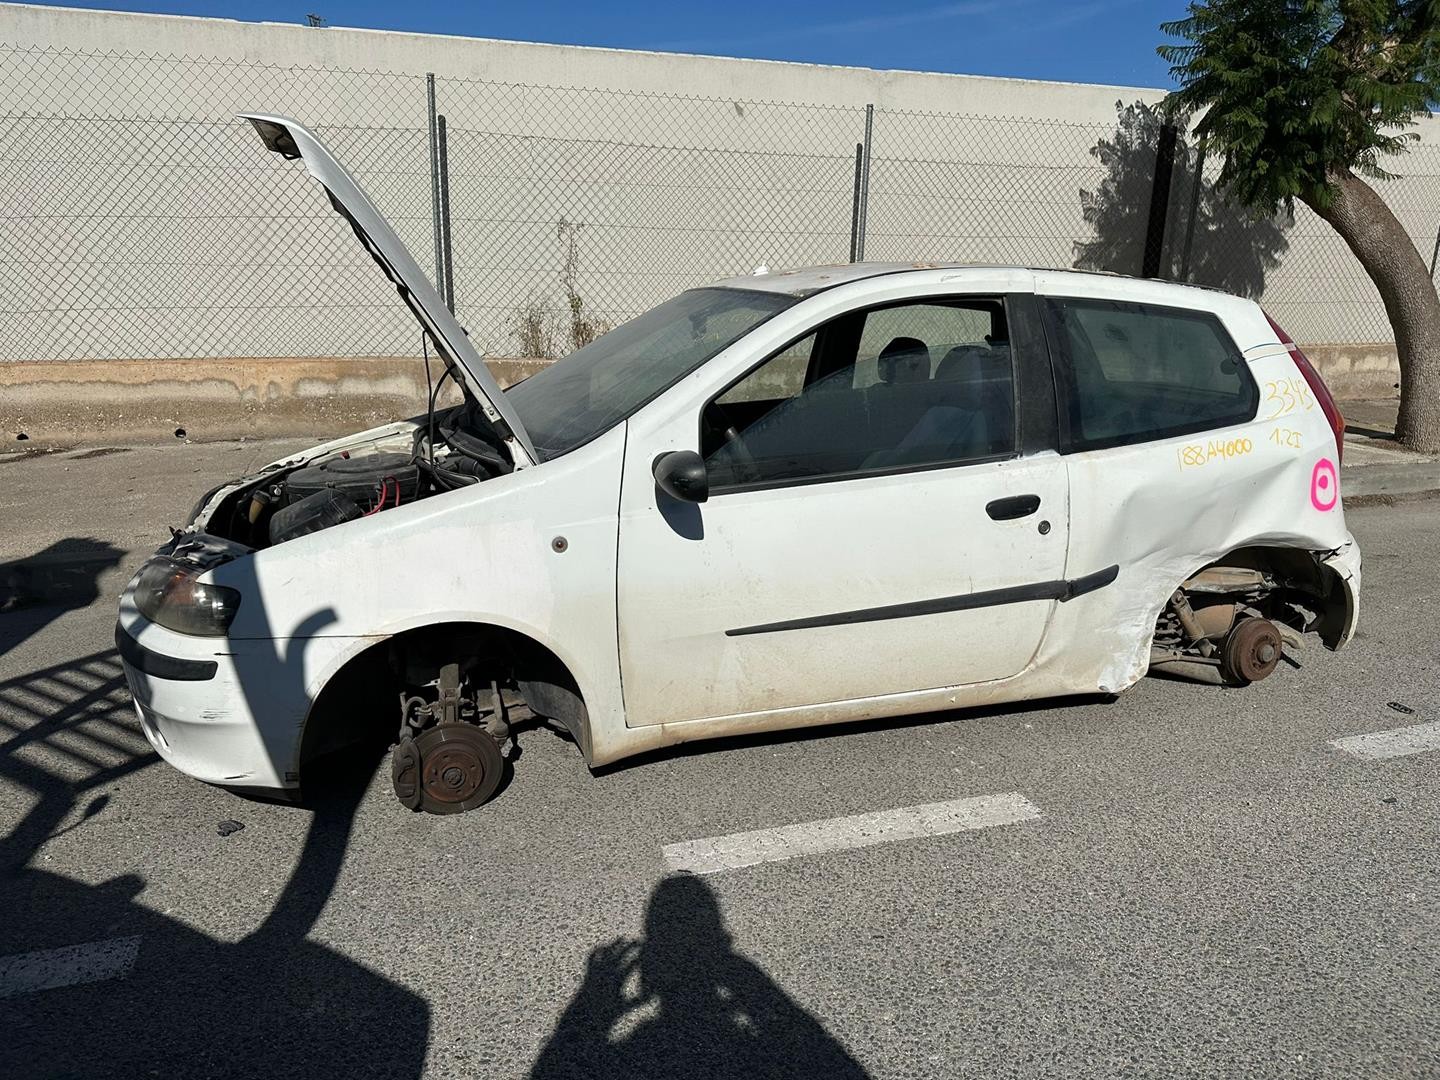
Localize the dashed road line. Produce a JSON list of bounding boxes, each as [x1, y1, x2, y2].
[[1330, 720, 1440, 760], [662, 791, 1041, 875], [0, 936, 142, 998]]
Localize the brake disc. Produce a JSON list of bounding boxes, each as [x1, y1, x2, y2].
[[1221, 617, 1283, 687], [414, 722, 505, 814]]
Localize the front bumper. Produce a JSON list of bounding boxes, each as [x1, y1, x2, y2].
[[118, 618, 301, 791]]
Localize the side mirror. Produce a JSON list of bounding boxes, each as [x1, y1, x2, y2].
[[652, 450, 709, 504]]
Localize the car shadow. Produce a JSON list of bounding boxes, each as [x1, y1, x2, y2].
[[530, 873, 872, 1080], [590, 692, 1118, 777]]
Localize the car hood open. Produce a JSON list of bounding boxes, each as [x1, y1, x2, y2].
[[241, 113, 537, 467]]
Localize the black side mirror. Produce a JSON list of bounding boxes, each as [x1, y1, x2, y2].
[[652, 450, 709, 504]]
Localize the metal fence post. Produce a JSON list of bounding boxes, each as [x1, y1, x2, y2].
[[856, 105, 873, 261], [426, 73, 444, 297], [1178, 134, 1206, 282], [849, 143, 864, 262], [1142, 123, 1179, 279], [437, 113, 456, 314]]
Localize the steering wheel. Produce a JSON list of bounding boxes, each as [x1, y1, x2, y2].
[[703, 405, 758, 480], [707, 406, 755, 459]]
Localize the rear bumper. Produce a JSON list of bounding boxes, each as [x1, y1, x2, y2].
[[1320, 538, 1361, 648]]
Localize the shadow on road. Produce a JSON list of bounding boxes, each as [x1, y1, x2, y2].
[[0, 538, 124, 660], [531, 873, 872, 1080], [0, 657, 428, 1077], [0, 553, 429, 1077]]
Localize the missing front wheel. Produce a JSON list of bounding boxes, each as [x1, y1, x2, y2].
[[390, 661, 511, 814]]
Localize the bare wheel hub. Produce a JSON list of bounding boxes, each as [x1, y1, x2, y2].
[[1221, 617, 1283, 687], [403, 722, 504, 814]]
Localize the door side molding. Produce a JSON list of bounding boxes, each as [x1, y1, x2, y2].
[[725, 564, 1119, 637]]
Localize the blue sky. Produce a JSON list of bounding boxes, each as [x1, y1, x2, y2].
[[35, 1, 1194, 88]]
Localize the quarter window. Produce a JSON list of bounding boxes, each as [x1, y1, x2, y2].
[[701, 298, 1015, 488], [1045, 298, 1257, 451]]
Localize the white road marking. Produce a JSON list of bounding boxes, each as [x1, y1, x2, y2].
[[662, 792, 1041, 875], [1330, 720, 1440, 760], [0, 935, 142, 998]]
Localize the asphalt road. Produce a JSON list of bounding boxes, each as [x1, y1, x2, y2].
[[1, 444, 1437, 1079]]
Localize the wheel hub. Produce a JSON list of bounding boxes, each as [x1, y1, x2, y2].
[[1222, 617, 1283, 686], [416, 723, 505, 813]]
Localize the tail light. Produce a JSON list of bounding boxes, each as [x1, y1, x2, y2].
[[1264, 312, 1345, 465]]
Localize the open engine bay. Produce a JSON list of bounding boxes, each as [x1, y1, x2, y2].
[[200, 400, 516, 550]]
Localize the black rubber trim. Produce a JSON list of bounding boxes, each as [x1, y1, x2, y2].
[[115, 623, 218, 681], [726, 564, 1119, 637]]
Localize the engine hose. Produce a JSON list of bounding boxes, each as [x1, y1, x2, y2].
[[440, 419, 507, 464], [423, 461, 481, 489], [438, 405, 512, 476]]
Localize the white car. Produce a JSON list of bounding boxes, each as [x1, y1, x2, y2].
[[116, 116, 1361, 814]]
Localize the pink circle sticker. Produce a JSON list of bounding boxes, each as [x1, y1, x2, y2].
[[1311, 458, 1338, 511]]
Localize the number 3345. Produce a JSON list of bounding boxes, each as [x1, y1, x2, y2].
[[1263, 378, 1314, 420]]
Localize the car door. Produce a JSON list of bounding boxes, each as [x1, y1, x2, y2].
[[615, 280, 1075, 727]]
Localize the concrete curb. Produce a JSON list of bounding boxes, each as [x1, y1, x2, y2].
[[1342, 461, 1440, 501]]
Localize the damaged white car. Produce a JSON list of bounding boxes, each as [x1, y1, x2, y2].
[[116, 116, 1361, 815]]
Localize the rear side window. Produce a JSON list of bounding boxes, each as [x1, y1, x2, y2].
[[1044, 297, 1257, 451]]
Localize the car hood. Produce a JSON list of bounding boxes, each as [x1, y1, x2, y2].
[[241, 113, 537, 468]]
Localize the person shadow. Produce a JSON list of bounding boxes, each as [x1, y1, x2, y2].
[[0, 538, 125, 661], [2, 544, 429, 1076], [531, 874, 872, 1080]]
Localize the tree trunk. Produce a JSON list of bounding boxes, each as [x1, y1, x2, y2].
[[1303, 169, 1440, 454]]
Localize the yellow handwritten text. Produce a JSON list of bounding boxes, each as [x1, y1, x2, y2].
[[1178, 437, 1254, 469]]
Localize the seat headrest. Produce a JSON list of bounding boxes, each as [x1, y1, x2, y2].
[[936, 343, 1008, 383], [877, 336, 930, 384]]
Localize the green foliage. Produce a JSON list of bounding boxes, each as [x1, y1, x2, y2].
[[1160, 1, 1440, 210]]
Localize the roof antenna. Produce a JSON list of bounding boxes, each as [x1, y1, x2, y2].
[[306, 13, 326, 27]]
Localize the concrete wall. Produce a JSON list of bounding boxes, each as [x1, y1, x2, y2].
[[0, 4, 1159, 120], [0, 3, 1423, 442]]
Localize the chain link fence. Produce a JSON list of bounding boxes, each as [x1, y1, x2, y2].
[[4, 42, 1440, 365]]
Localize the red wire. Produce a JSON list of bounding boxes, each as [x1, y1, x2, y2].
[[364, 480, 389, 517], [364, 476, 401, 517]]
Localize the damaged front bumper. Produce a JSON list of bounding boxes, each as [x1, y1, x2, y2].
[[116, 562, 320, 793], [117, 617, 300, 792]]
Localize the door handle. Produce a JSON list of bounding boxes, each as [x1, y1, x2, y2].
[[986, 494, 1041, 521]]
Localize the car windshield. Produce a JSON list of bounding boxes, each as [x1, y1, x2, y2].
[[505, 287, 796, 459]]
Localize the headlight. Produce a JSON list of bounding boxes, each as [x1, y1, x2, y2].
[[132, 558, 241, 636]]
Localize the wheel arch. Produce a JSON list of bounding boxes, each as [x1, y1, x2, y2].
[[298, 619, 593, 778], [1147, 541, 1355, 652]]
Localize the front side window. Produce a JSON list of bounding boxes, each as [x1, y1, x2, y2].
[[701, 298, 1015, 489], [1045, 297, 1257, 451], [505, 287, 796, 460]]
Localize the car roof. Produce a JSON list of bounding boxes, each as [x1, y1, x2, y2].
[[709, 262, 1226, 300]]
